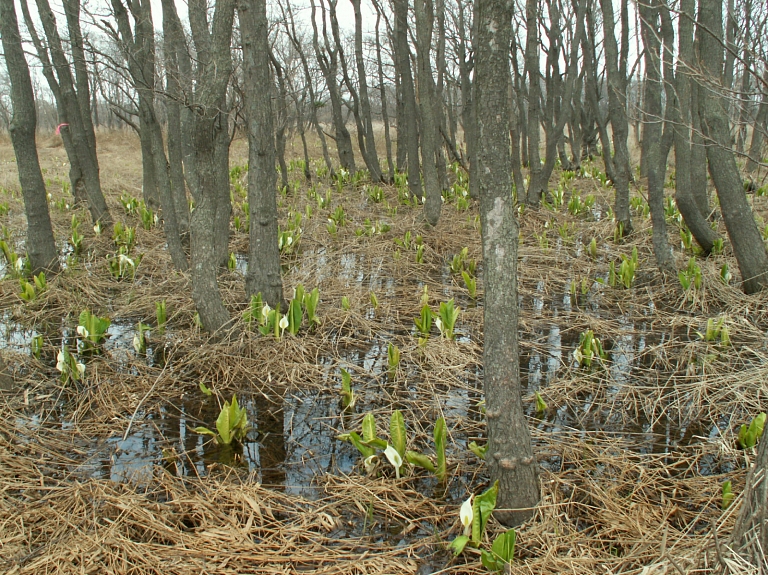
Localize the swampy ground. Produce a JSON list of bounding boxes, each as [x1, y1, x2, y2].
[[1, 131, 768, 574]]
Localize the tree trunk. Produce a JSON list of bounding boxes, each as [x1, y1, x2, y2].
[[746, 68, 768, 174], [670, 0, 719, 253], [0, 0, 60, 274], [600, 0, 632, 236], [213, 113, 232, 269], [393, 0, 422, 202], [349, 0, 383, 182], [110, 0, 188, 272], [524, 0, 543, 206], [239, 0, 284, 310], [729, 433, 768, 571], [476, 0, 539, 526], [269, 51, 290, 192], [33, 0, 112, 227], [375, 7, 395, 184], [187, 0, 236, 334], [414, 0, 442, 226], [639, 0, 674, 273], [283, 0, 334, 179], [139, 121, 160, 209], [19, 0, 87, 206], [311, 0, 356, 174], [161, 0, 190, 242], [697, 0, 768, 294], [34, 0, 111, 228]]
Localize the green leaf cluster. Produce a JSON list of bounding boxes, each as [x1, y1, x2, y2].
[[194, 394, 249, 446], [738, 413, 766, 450], [449, 481, 499, 556]]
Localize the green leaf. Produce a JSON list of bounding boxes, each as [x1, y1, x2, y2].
[[288, 297, 303, 335], [491, 529, 516, 563], [216, 399, 233, 445], [722, 480, 734, 510], [535, 391, 547, 413], [434, 416, 447, 482], [362, 413, 377, 444], [199, 382, 213, 396], [194, 426, 217, 437], [390, 410, 406, 458], [349, 431, 375, 458], [406, 450, 436, 472], [472, 480, 499, 545], [449, 535, 470, 556], [469, 441, 488, 460], [481, 550, 503, 572]]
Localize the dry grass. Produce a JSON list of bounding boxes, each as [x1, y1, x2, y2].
[[0, 132, 767, 574]]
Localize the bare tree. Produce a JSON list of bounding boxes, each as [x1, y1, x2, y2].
[[108, 0, 189, 271], [600, 0, 633, 236], [30, 0, 112, 226], [311, 0, 356, 174], [187, 0, 237, 333], [697, 0, 768, 294], [476, 0, 539, 526], [0, 0, 59, 274], [240, 0, 285, 310], [414, 0, 442, 226]]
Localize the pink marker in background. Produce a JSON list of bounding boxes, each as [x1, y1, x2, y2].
[[55, 123, 69, 135]]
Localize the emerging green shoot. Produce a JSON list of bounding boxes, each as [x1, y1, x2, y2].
[[194, 394, 249, 446], [436, 299, 460, 340], [573, 329, 607, 369], [737, 413, 766, 450], [722, 480, 734, 510], [77, 310, 111, 353], [340, 368, 355, 409], [387, 343, 400, 378], [413, 304, 433, 337], [156, 300, 167, 334]]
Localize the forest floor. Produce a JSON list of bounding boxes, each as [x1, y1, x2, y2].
[[1, 131, 768, 574]]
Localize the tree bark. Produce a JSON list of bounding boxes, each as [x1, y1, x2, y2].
[[240, 0, 284, 310], [414, 0, 442, 226], [697, 0, 768, 294], [0, 0, 60, 274], [349, 0, 384, 182], [19, 0, 86, 206], [639, 0, 674, 273], [729, 433, 768, 571], [670, 0, 719, 253], [110, 0, 189, 272], [311, 0, 356, 174], [187, 0, 236, 333], [476, 0, 539, 526], [523, 0, 542, 206], [600, 0, 633, 236], [393, 0, 422, 202], [375, 6, 395, 184]]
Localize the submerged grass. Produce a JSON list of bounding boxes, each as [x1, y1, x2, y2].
[[0, 133, 767, 573]]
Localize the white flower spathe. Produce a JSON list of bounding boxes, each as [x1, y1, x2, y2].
[[460, 495, 474, 536], [278, 315, 289, 330], [363, 455, 379, 474], [56, 351, 66, 372], [383, 444, 403, 479], [76, 325, 89, 339]]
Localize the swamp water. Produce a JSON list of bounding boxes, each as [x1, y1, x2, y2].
[[4, 254, 740, 508]]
